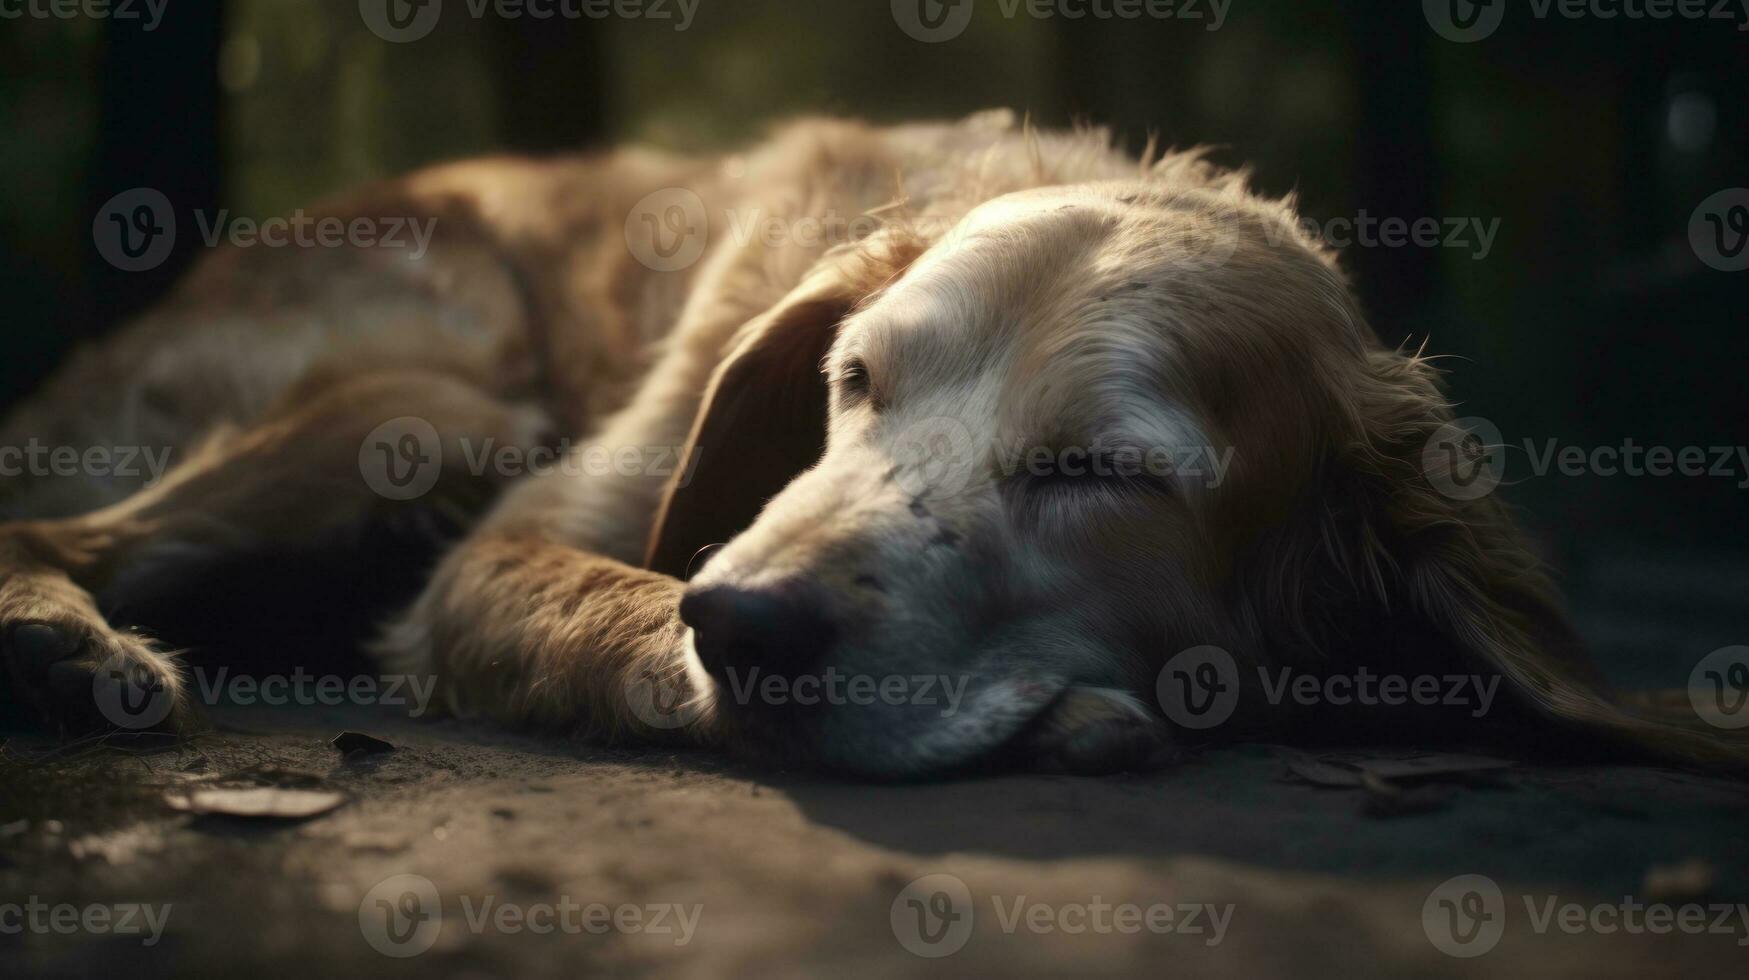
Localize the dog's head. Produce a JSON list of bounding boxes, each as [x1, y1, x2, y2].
[[649, 172, 1595, 777]]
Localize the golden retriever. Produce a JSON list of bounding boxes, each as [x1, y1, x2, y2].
[[1, 110, 1742, 776]]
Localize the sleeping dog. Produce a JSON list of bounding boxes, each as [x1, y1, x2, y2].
[[1, 111, 1741, 776]]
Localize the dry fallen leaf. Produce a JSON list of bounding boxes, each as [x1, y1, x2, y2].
[[332, 732, 396, 757], [1360, 771, 1455, 817], [1352, 755, 1513, 781], [1643, 858, 1716, 902], [341, 830, 410, 854], [1280, 753, 1364, 788], [167, 788, 346, 820]]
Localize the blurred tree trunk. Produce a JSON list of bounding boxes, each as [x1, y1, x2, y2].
[[1337, 0, 1440, 336], [488, 20, 610, 153], [83, 0, 223, 337], [1051, 15, 1160, 143]]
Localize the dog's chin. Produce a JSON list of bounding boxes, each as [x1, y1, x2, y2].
[[814, 674, 1071, 779], [682, 633, 1067, 778]]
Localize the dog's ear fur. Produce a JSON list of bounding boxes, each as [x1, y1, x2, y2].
[[645, 237, 924, 578], [1249, 347, 1749, 773]]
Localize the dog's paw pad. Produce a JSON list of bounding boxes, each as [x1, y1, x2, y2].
[[3, 620, 188, 737], [6, 622, 88, 672], [1047, 718, 1176, 775], [46, 659, 102, 700], [1028, 686, 1177, 775]]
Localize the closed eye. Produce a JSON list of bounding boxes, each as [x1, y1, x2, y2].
[[1006, 447, 1176, 500], [1002, 452, 1174, 528], [831, 358, 882, 410]]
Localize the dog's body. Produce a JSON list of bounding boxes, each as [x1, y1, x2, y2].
[[1, 112, 1741, 776]]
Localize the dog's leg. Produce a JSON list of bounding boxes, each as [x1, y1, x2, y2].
[[0, 534, 190, 734], [0, 369, 547, 733], [371, 321, 749, 742], [371, 228, 882, 744], [376, 527, 702, 742], [367, 287, 781, 743]]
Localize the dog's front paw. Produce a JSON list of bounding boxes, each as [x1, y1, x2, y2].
[[2, 615, 191, 737], [1028, 686, 1176, 775]]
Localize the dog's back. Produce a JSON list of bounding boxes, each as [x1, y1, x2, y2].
[[0, 111, 1092, 522], [1, 152, 681, 521]]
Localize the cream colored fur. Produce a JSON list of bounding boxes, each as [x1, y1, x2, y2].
[[1, 111, 1743, 776]]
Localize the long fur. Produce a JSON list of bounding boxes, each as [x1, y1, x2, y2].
[[1, 112, 1743, 775]]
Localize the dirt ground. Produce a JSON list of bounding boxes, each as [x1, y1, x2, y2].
[[2, 704, 1747, 978], [2, 550, 1747, 978]]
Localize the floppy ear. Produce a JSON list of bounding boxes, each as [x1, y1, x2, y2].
[[645, 239, 922, 578], [1276, 348, 1749, 773]]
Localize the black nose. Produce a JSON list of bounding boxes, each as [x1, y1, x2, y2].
[[679, 583, 836, 683]]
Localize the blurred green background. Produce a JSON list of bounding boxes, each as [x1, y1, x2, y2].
[[1, 0, 1745, 570]]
